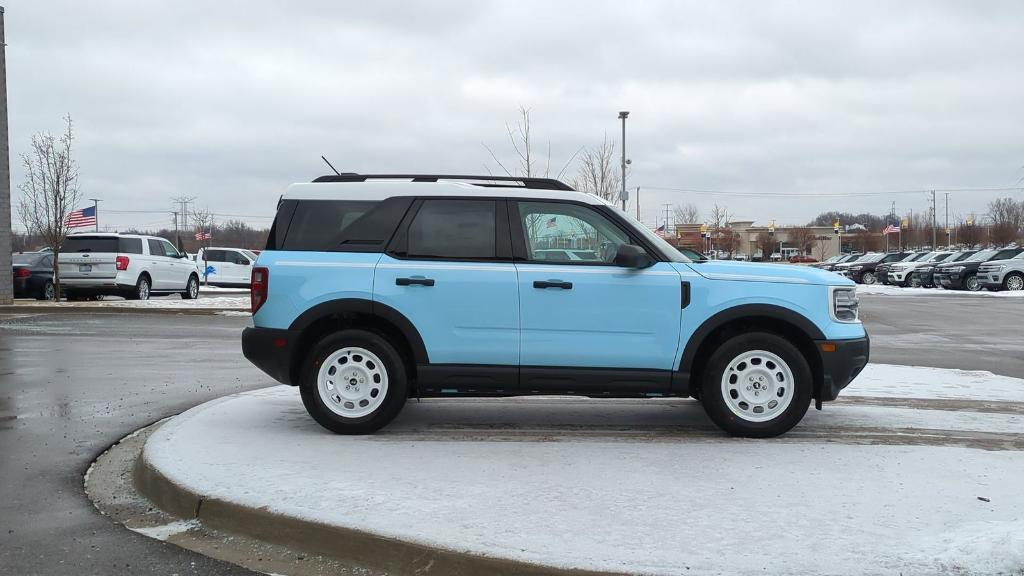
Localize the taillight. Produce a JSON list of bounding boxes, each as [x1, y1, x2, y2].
[[14, 268, 31, 278], [251, 267, 269, 314], [115, 256, 130, 271]]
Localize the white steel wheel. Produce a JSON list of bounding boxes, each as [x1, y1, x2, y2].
[[720, 349, 795, 423], [1006, 274, 1024, 291], [317, 347, 389, 419]]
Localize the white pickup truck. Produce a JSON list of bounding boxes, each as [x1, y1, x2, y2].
[[58, 233, 201, 300]]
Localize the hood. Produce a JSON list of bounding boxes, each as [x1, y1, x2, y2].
[[685, 260, 854, 286], [979, 258, 1020, 267]]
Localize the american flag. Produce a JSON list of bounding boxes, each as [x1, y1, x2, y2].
[[65, 206, 97, 228], [654, 224, 666, 236], [545, 216, 557, 229], [882, 224, 899, 235], [195, 230, 212, 241]]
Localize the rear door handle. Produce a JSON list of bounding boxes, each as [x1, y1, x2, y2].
[[396, 277, 435, 287], [533, 280, 572, 290]]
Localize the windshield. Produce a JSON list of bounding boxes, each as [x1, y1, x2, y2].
[[949, 250, 977, 262], [901, 253, 924, 262], [617, 206, 688, 263], [861, 253, 886, 263], [242, 250, 258, 260], [1013, 252, 1024, 260], [964, 249, 996, 262], [935, 252, 964, 263]]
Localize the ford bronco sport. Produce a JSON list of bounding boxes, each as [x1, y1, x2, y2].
[[242, 174, 869, 438]]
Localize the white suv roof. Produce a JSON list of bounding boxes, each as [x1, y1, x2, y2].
[[284, 179, 604, 205]]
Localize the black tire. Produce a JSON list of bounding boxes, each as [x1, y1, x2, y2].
[[860, 271, 877, 285], [181, 274, 200, 299], [699, 331, 813, 438], [300, 329, 408, 435], [127, 275, 151, 301], [37, 280, 55, 301]]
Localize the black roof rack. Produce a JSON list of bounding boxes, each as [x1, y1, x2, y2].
[[311, 173, 574, 191]]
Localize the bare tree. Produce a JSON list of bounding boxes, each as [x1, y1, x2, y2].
[[814, 235, 831, 261], [988, 197, 1023, 246], [717, 230, 741, 258], [788, 226, 816, 255], [673, 203, 700, 225], [755, 231, 775, 261], [17, 115, 81, 300], [571, 134, 620, 203]]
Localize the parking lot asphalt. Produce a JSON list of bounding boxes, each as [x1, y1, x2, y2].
[[0, 292, 1019, 574]]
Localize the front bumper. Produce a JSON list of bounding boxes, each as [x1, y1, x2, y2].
[[815, 335, 870, 401], [978, 270, 1005, 288], [242, 326, 298, 385], [934, 272, 964, 289]]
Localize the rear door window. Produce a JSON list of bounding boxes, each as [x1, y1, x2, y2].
[[147, 239, 164, 257], [405, 199, 496, 259]]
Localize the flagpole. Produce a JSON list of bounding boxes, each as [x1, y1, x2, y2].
[[88, 198, 101, 232]]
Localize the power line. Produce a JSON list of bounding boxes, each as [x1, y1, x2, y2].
[[639, 185, 1024, 198]]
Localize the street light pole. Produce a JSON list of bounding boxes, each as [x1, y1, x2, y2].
[[618, 111, 629, 211], [88, 198, 101, 232]]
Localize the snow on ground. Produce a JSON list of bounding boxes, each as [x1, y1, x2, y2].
[[849, 363, 1024, 402], [144, 364, 1024, 575], [858, 283, 1024, 297], [12, 295, 249, 310], [198, 285, 249, 295]]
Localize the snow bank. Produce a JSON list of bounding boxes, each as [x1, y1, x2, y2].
[[849, 363, 1024, 402], [144, 364, 1024, 575]]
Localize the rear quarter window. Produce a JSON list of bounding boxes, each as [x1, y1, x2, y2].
[[278, 198, 412, 252], [118, 238, 144, 254]]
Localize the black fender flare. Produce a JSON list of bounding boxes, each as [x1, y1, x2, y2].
[[288, 298, 429, 364], [678, 304, 824, 373]]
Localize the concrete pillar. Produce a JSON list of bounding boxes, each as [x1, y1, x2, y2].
[[0, 7, 11, 305]]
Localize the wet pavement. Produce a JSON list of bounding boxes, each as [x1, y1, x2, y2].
[[0, 293, 1019, 574]]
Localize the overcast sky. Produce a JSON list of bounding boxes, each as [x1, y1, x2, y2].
[[6, 0, 1024, 232]]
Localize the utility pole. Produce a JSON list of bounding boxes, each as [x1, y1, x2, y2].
[[944, 192, 949, 247], [88, 198, 101, 232], [618, 111, 629, 211], [0, 6, 12, 306], [931, 190, 937, 249]]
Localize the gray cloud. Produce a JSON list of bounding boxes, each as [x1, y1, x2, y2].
[[6, 0, 1023, 231]]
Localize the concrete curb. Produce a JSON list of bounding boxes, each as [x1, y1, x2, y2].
[[133, 433, 616, 576], [0, 304, 248, 315]]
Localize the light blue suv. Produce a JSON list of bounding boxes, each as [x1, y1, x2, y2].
[[243, 174, 868, 437]]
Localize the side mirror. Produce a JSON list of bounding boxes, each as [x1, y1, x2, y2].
[[613, 244, 654, 269]]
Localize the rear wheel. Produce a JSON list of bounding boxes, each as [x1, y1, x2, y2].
[[37, 280, 55, 301], [300, 329, 408, 435], [127, 275, 151, 300], [181, 275, 199, 299], [700, 332, 812, 438], [1003, 273, 1023, 292]]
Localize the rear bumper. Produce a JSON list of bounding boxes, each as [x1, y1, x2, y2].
[[242, 326, 297, 385], [815, 335, 870, 401]]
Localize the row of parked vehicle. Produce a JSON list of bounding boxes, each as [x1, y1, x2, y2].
[[11, 233, 257, 300], [811, 247, 1024, 291]]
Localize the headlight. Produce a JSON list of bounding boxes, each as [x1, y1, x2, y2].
[[830, 287, 860, 323], [850, 265, 864, 270], [994, 265, 1006, 271], [950, 266, 964, 273]]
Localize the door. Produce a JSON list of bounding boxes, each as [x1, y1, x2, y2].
[[512, 201, 683, 381], [146, 239, 174, 289], [199, 249, 225, 284], [158, 239, 191, 288], [224, 250, 253, 284], [372, 198, 519, 388]]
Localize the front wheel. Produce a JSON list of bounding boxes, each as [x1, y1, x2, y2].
[[300, 329, 408, 435], [181, 275, 199, 299], [860, 271, 877, 285], [1004, 273, 1024, 291], [700, 332, 812, 438], [964, 274, 981, 292]]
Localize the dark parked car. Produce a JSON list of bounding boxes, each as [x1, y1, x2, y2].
[[819, 253, 862, 272], [912, 250, 977, 288], [844, 252, 912, 284], [876, 251, 928, 285], [933, 248, 1024, 291], [788, 254, 818, 263], [12, 252, 55, 300]]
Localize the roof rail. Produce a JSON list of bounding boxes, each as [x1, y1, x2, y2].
[[311, 173, 575, 191]]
